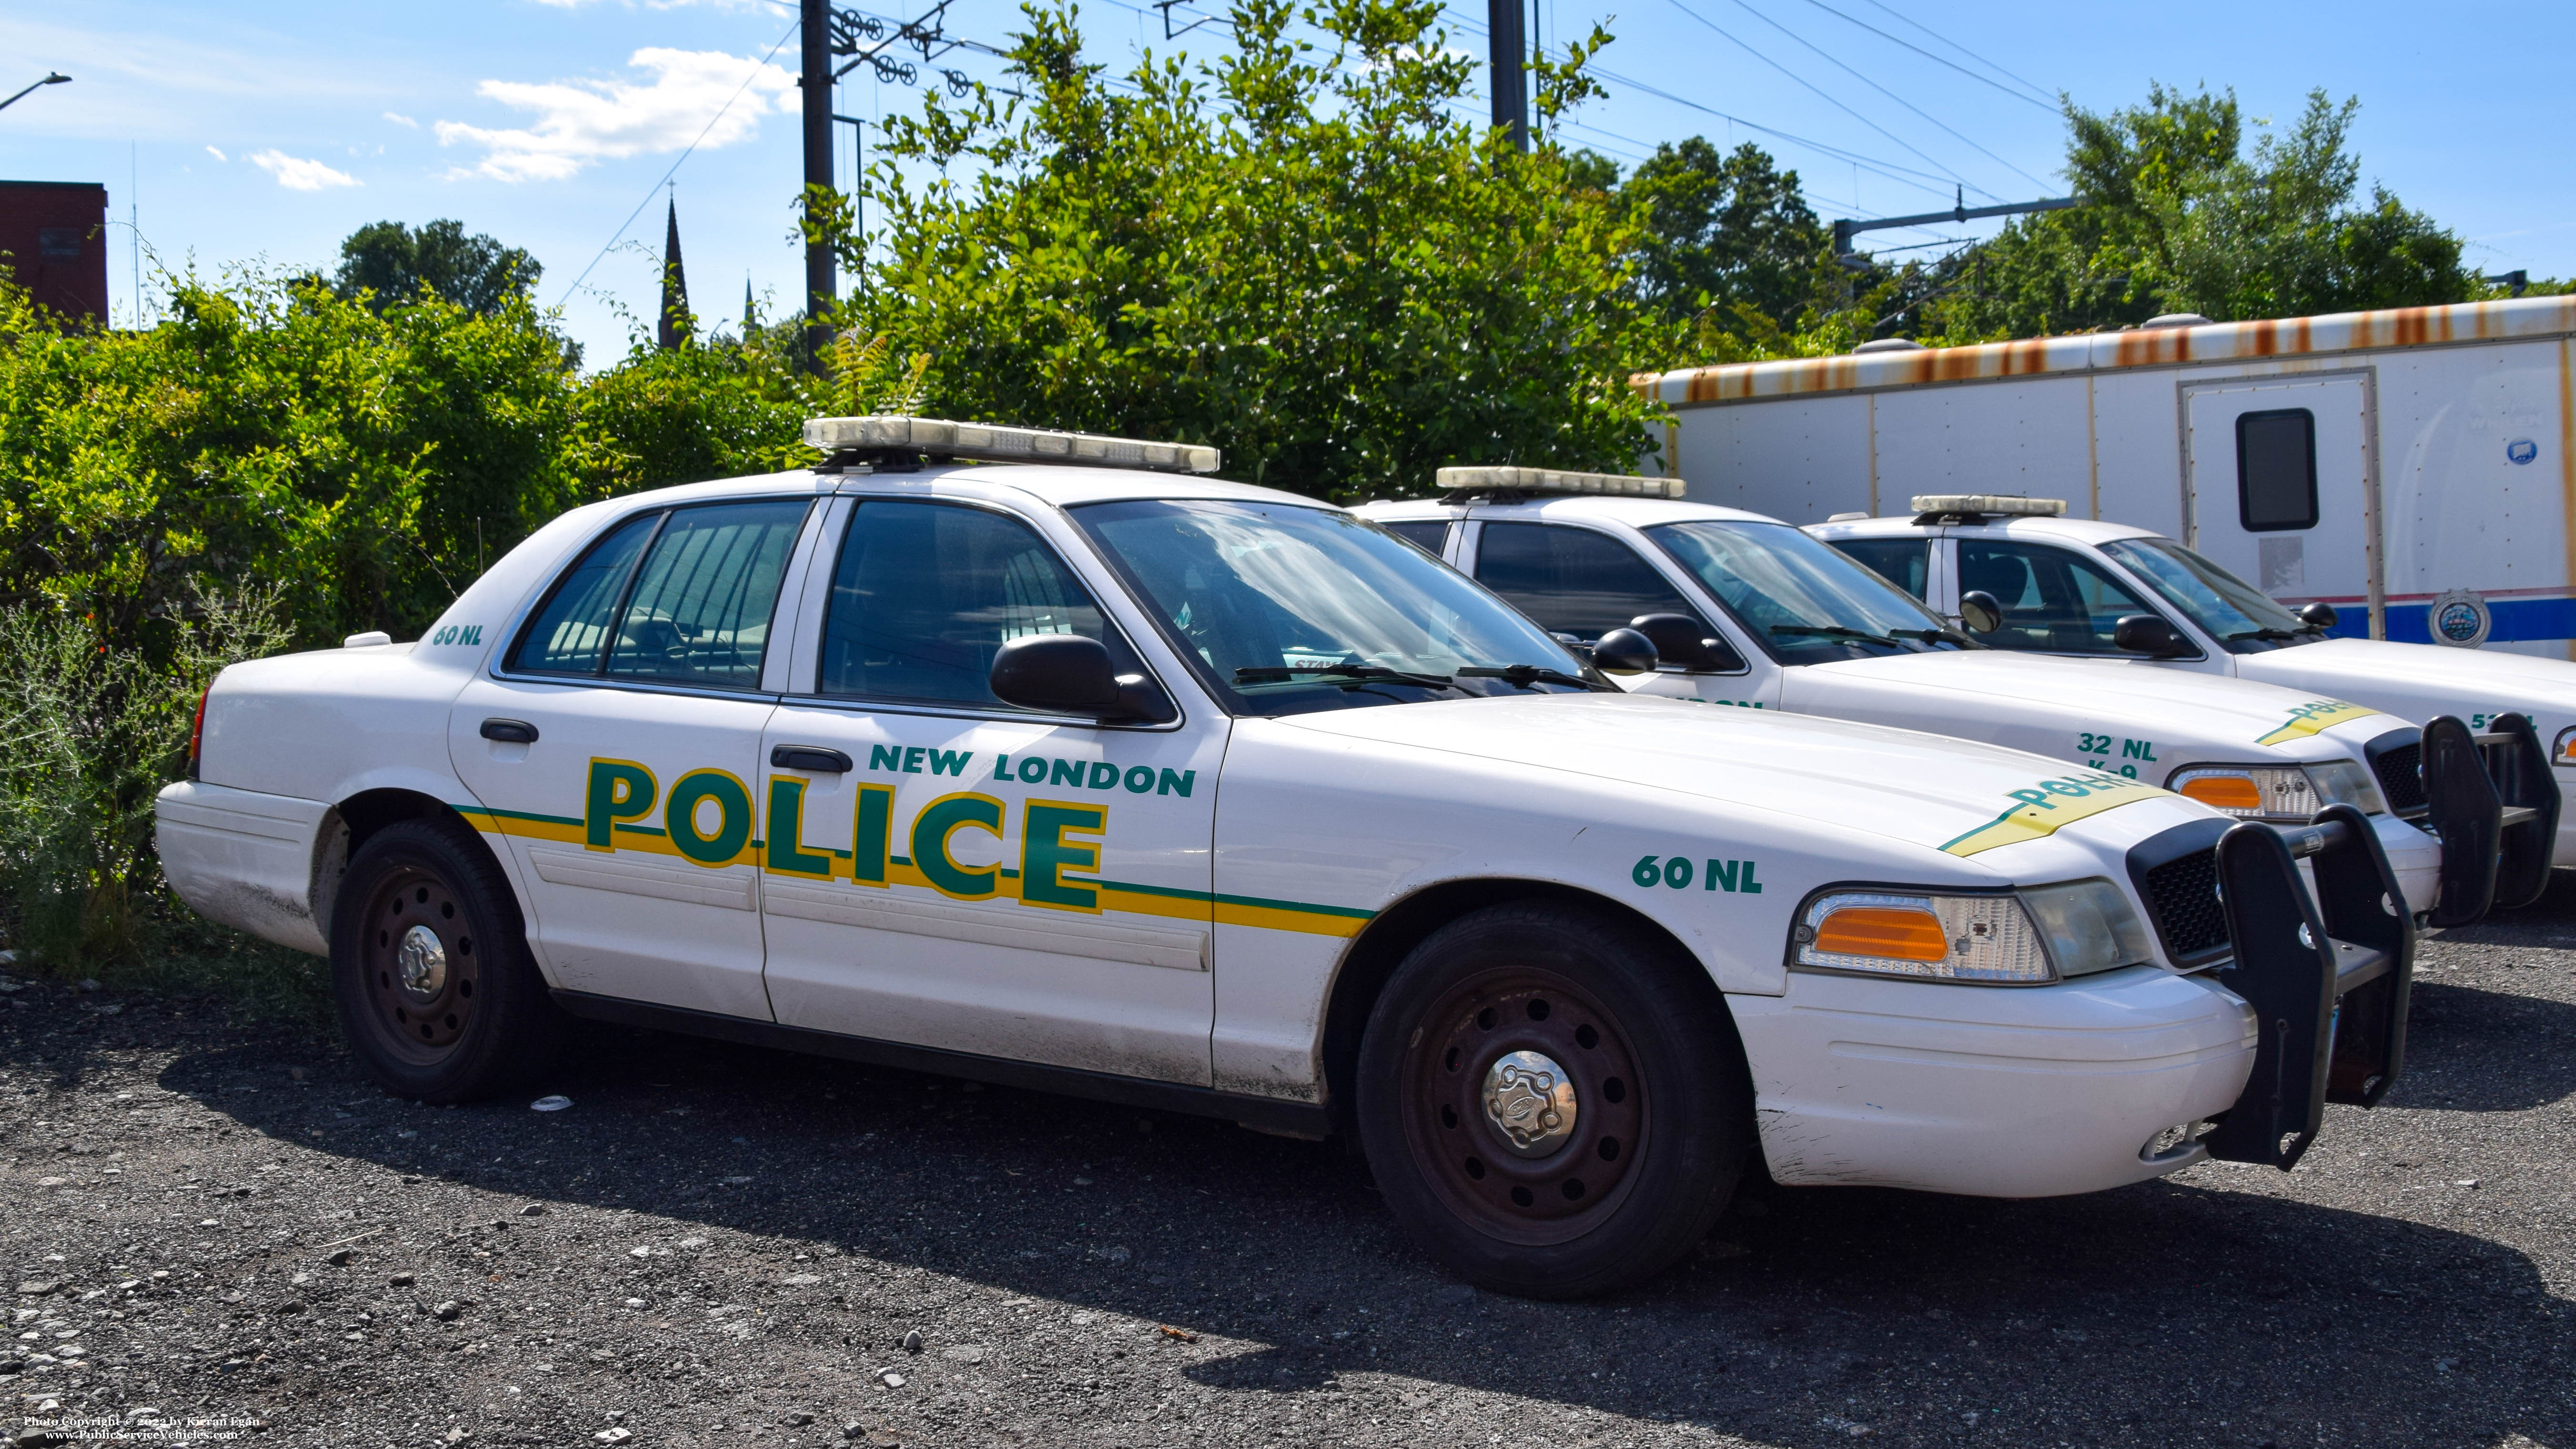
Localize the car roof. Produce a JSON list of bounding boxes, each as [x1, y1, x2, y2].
[[585, 461, 1334, 516], [1362, 494, 1790, 528], [1810, 513, 2167, 546]]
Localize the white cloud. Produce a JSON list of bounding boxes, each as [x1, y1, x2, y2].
[[248, 150, 361, 191], [436, 47, 794, 182], [204, 145, 226, 161], [383, 110, 419, 129]]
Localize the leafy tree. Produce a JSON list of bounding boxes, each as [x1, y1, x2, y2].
[[334, 219, 542, 317], [836, 0, 1674, 500], [1622, 138, 1833, 333], [1921, 86, 2470, 338]]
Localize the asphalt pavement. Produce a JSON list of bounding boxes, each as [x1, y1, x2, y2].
[[5, 884, 2573, 1449]]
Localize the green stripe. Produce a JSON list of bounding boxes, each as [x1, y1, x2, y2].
[[1095, 877, 1377, 922], [614, 823, 667, 838], [456, 804, 581, 828], [1935, 802, 2027, 854]]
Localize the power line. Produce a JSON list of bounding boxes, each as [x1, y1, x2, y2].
[[1810, 0, 2057, 110], [558, 15, 802, 309], [1722, 0, 2051, 192], [1662, 0, 1999, 202]]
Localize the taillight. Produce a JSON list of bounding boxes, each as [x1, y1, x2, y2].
[[188, 684, 210, 779]]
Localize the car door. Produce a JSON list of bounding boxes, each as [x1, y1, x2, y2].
[[1953, 537, 2205, 667], [449, 496, 823, 1020], [755, 493, 1223, 1086], [1465, 516, 1780, 708], [1827, 536, 1935, 602]]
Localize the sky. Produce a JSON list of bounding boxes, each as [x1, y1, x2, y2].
[[4, 0, 2571, 365]]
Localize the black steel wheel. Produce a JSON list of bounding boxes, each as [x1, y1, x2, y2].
[[1356, 901, 1752, 1299], [331, 815, 561, 1102]]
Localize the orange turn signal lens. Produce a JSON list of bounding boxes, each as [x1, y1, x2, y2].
[[2177, 774, 2263, 811], [1813, 906, 1949, 963]]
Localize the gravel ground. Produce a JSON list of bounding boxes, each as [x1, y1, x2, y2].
[[5, 889, 2573, 1449]]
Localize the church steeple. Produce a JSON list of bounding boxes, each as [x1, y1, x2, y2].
[[658, 190, 692, 350]]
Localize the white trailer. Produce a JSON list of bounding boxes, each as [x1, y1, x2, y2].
[[1637, 297, 2576, 658]]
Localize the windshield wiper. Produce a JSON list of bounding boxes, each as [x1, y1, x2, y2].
[[1455, 664, 1618, 692], [2225, 627, 2307, 642], [1233, 663, 1465, 692], [1772, 624, 1904, 647]]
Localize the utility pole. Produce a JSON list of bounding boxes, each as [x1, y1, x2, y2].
[[1486, 0, 1526, 151], [800, 0, 836, 360]]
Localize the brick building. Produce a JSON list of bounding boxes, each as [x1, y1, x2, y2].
[[0, 180, 110, 322]]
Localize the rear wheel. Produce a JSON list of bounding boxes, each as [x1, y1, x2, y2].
[[1355, 902, 1752, 1299], [331, 816, 561, 1103]]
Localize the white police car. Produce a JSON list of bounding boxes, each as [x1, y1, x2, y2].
[[1809, 498, 2565, 892], [155, 418, 2409, 1298], [1359, 472, 2522, 926]]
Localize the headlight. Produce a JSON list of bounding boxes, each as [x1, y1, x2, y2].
[[1792, 880, 2155, 984], [2168, 762, 2382, 821]]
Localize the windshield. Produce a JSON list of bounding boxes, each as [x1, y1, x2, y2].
[[2100, 538, 2320, 654], [1072, 499, 1600, 716], [1644, 520, 1971, 665]]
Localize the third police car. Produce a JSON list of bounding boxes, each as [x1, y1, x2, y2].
[[157, 418, 2409, 1298]]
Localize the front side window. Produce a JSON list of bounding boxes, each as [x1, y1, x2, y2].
[[509, 499, 810, 689], [1827, 537, 1931, 600], [1073, 500, 1594, 717], [1956, 540, 2160, 655], [2237, 408, 2318, 531], [1473, 522, 1702, 640], [817, 500, 1139, 710], [1646, 519, 1963, 665], [2101, 537, 2318, 653]]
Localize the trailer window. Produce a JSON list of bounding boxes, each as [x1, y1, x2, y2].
[[1826, 538, 1930, 600], [2236, 409, 2318, 532], [1957, 540, 2160, 655]]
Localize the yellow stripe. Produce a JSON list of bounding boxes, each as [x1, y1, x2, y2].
[[2254, 699, 2380, 747], [1940, 773, 2173, 858], [1210, 900, 1368, 938]]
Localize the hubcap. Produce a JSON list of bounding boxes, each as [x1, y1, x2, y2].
[[395, 925, 448, 999], [1482, 1050, 1577, 1156]]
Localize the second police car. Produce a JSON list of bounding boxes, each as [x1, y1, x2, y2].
[[1360, 472, 2535, 927], [155, 417, 2412, 1298]]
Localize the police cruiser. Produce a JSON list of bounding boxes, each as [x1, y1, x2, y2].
[[1809, 497, 2565, 893], [1360, 473, 2528, 927], [156, 418, 2411, 1299]]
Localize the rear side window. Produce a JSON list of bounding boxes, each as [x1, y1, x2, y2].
[[1379, 520, 1452, 557], [816, 500, 1130, 710], [1957, 540, 2157, 654], [2237, 409, 2317, 531], [1828, 538, 1930, 599], [1473, 522, 1701, 640], [508, 499, 811, 689]]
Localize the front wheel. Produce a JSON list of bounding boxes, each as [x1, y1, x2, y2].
[[331, 816, 562, 1103], [1355, 902, 1753, 1299]]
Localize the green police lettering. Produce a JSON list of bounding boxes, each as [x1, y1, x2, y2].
[[666, 770, 754, 867], [584, 759, 657, 851], [911, 792, 1005, 899], [1021, 799, 1107, 911], [1634, 852, 1761, 893], [764, 777, 833, 878]]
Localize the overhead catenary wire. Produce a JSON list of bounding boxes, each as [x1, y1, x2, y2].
[[1720, 0, 2052, 192], [1810, 0, 2058, 110]]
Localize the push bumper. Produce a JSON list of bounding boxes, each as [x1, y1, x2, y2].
[[2413, 713, 2561, 924]]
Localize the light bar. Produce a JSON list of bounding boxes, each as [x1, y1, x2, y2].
[[1910, 494, 2066, 517], [1436, 466, 1686, 500], [803, 415, 1221, 475]]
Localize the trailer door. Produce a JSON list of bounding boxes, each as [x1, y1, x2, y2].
[[2182, 375, 2377, 635]]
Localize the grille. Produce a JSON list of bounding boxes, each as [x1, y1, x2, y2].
[[2143, 848, 2229, 962], [2372, 741, 2426, 814]]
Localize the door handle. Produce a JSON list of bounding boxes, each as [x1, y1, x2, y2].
[[770, 744, 853, 773], [481, 718, 539, 744]]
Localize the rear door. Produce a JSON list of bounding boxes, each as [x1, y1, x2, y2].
[[2182, 375, 2375, 620]]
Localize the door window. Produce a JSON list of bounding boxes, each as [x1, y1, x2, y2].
[[2237, 408, 2318, 531], [1956, 540, 2159, 654], [1827, 537, 1931, 599], [508, 499, 810, 688], [817, 500, 1136, 710], [1473, 522, 1701, 640], [1379, 520, 1452, 556]]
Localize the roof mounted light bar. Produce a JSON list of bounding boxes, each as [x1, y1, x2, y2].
[[804, 416, 1221, 475], [1436, 465, 1686, 500], [1910, 494, 2067, 523]]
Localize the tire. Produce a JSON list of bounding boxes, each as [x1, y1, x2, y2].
[[330, 815, 563, 1103], [1354, 901, 1753, 1299]]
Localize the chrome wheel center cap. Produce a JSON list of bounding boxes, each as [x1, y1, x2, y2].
[[395, 924, 448, 999], [1482, 1049, 1578, 1157]]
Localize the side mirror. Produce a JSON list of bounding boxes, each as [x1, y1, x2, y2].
[[1629, 613, 1744, 674], [989, 635, 1169, 719], [1957, 590, 2004, 635], [2297, 601, 2338, 630], [2112, 613, 2194, 658], [1589, 627, 1659, 676]]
